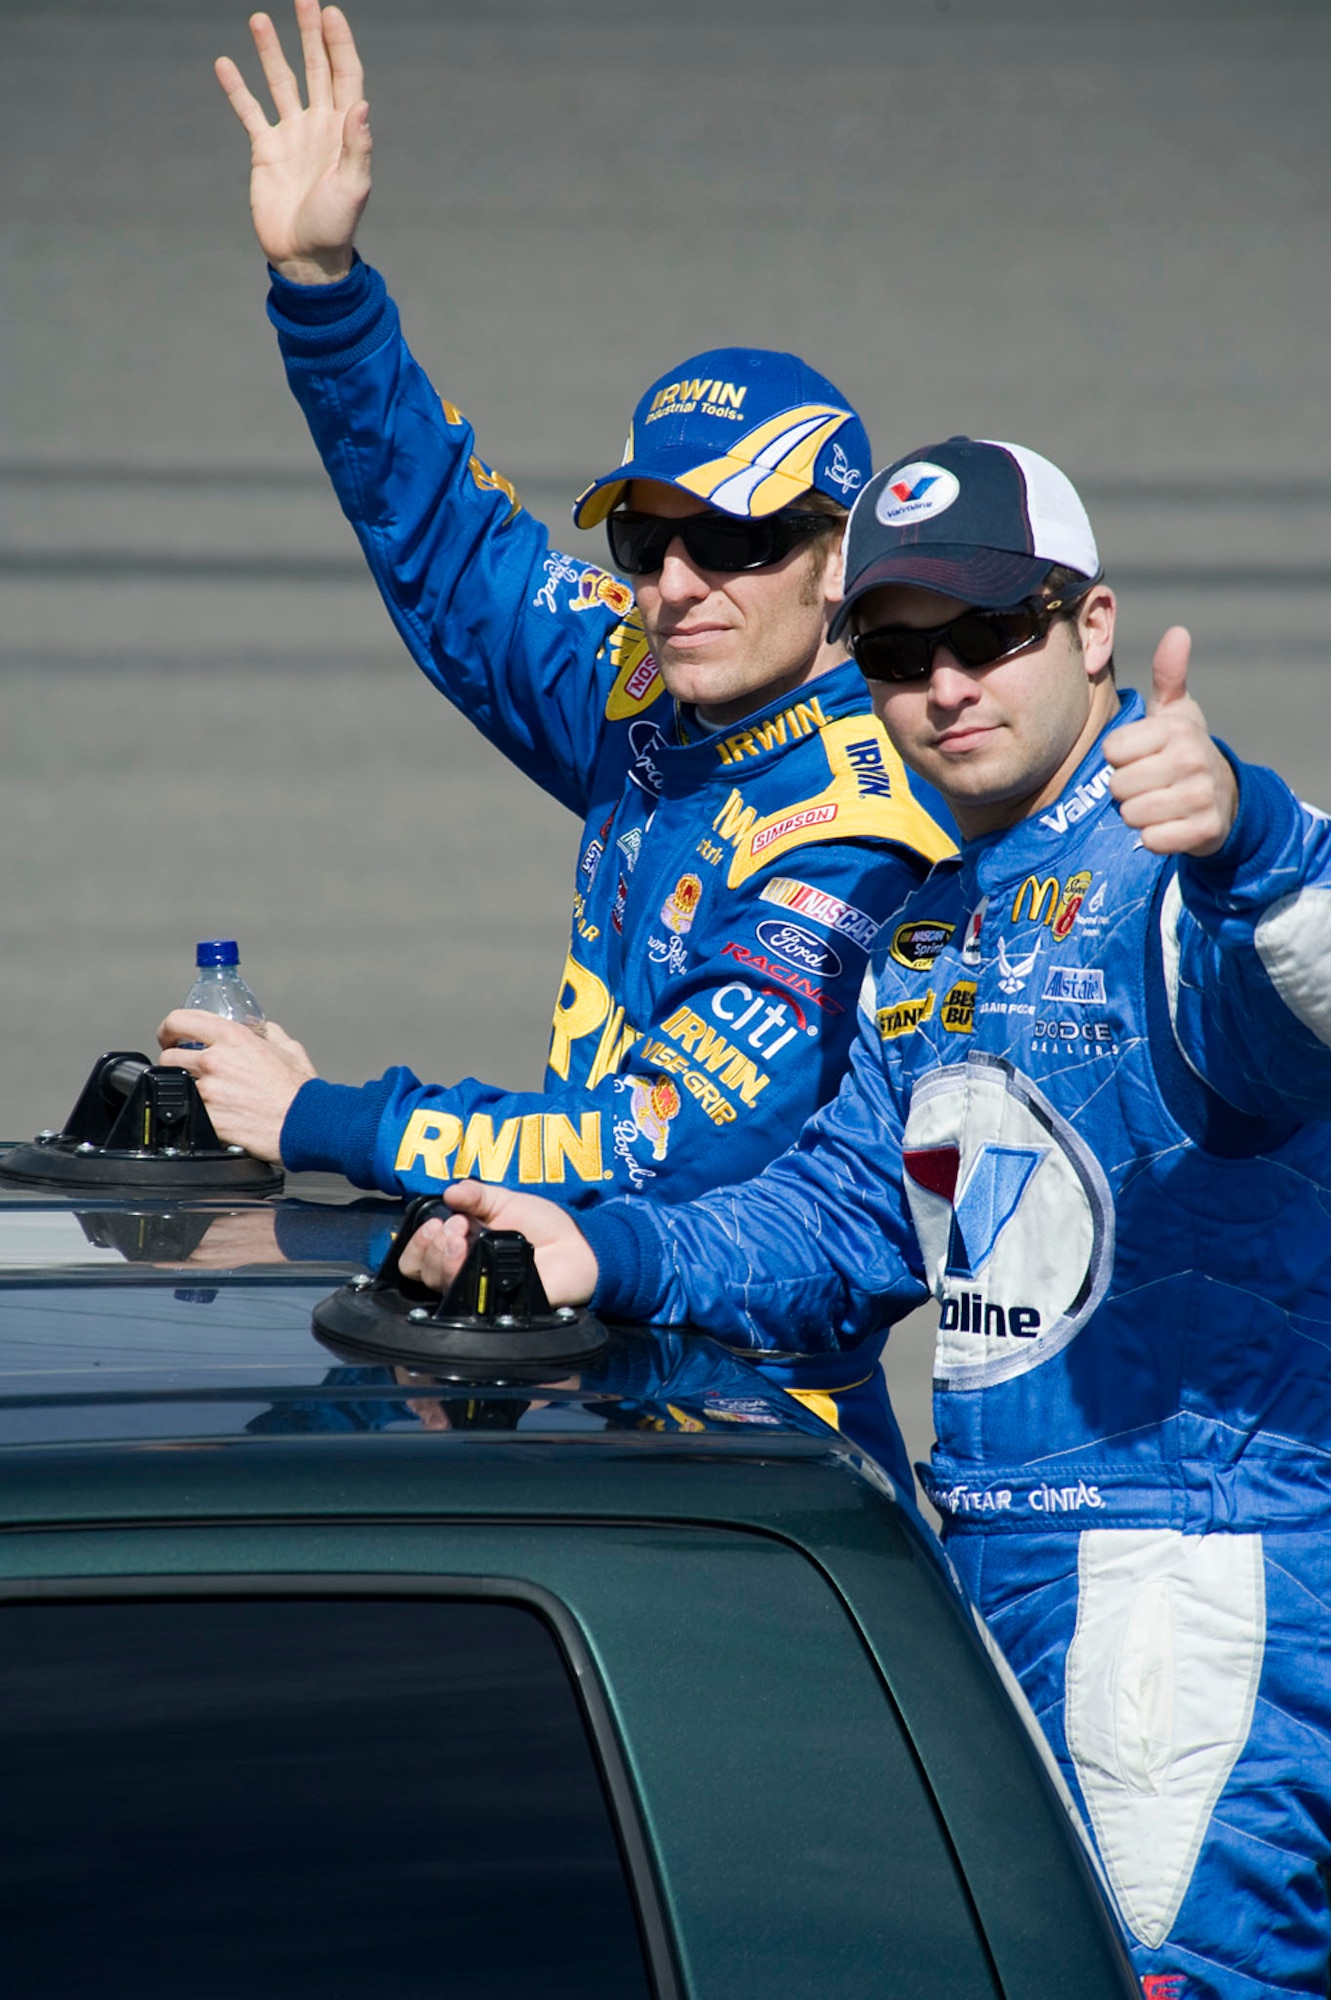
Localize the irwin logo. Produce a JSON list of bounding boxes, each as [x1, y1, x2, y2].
[[843, 736, 894, 798], [657, 1004, 771, 1106], [395, 1109, 604, 1187], [648, 377, 747, 419], [715, 697, 827, 766]]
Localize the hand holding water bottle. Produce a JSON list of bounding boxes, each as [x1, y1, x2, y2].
[[159, 943, 317, 1163], [181, 940, 267, 1037]]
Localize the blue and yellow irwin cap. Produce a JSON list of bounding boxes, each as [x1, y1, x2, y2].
[[572, 347, 871, 528]]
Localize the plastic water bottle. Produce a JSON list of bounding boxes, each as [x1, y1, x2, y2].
[[179, 941, 266, 1044]]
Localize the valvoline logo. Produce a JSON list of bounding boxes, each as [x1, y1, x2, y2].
[[902, 1052, 1114, 1389], [875, 461, 961, 526], [904, 1142, 1045, 1284], [889, 473, 939, 505]]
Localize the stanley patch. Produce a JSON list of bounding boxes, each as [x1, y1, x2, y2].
[[877, 991, 935, 1040]]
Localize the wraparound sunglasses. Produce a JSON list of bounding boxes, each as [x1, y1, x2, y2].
[[850, 579, 1099, 684], [607, 507, 831, 577]]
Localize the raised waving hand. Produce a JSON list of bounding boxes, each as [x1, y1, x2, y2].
[[1104, 626, 1238, 856], [216, 0, 371, 282]]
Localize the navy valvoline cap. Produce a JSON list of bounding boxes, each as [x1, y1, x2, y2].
[[829, 436, 1100, 638], [572, 346, 871, 527]]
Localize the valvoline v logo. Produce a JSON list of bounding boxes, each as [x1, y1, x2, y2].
[[875, 461, 961, 526], [902, 1053, 1114, 1389], [889, 473, 938, 505], [904, 1143, 1044, 1279]]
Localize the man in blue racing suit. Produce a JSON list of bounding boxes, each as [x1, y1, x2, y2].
[[403, 435, 1331, 1997], [158, 1, 954, 1460]]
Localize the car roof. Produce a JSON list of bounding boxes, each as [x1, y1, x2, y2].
[[0, 1162, 849, 1465], [0, 1158, 1138, 1995]]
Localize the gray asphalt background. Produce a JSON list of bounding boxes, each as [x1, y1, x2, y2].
[[3, 0, 1329, 1489]]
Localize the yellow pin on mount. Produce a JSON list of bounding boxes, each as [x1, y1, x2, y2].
[[0, 1051, 283, 1193], [311, 1195, 608, 1374]]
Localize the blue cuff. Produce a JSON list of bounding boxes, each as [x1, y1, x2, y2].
[[1182, 750, 1298, 913], [266, 254, 397, 369], [582, 1202, 661, 1321], [281, 1075, 398, 1187]]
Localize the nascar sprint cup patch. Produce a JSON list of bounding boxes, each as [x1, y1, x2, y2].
[[901, 1052, 1114, 1390]]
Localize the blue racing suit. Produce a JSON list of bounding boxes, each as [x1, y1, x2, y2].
[[263, 258, 955, 1464], [580, 691, 1331, 1997]]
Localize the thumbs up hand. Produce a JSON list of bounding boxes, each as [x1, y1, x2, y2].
[[1103, 628, 1238, 856]]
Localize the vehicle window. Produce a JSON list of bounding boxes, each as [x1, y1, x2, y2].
[[0, 1597, 651, 1999]]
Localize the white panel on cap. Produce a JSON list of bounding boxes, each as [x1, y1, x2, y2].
[[981, 438, 1100, 576]]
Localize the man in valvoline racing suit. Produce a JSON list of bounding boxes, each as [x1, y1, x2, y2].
[[158, 1, 955, 1464], [403, 437, 1331, 1996]]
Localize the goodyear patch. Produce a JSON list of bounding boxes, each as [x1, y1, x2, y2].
[[890, 919, 955, 972], [876, 991, 935, 1040]]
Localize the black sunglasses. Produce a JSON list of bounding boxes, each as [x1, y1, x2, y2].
[[849, 582, 1098, 685], [607, 507, 830, 577]]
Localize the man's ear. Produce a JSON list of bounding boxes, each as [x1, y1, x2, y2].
[[1078, 583, 1117, 678], [822, 528, 847, 607]]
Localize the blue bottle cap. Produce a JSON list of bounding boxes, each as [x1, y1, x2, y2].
[[195, 939, 240, 967]]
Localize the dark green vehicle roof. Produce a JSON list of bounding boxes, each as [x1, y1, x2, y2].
[[0, 1163, 1134, 1998]]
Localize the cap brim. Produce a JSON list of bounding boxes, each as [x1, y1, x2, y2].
[[829, 546, 1062, 640], [572, 455, 812, 529]]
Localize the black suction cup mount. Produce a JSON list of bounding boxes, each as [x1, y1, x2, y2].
[[0, 1051, 283, 1194], [311, 1195, 608, 1374]]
